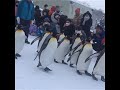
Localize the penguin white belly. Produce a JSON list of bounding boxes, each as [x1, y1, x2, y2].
[[15, 30, 25, 54], [70, 38, 82, 65], [93, 53, 105, 77], [77, 44, 93, 73], [58, 34, 65, 42], [40, 38, 58, 68], [37, 33, 50, 52], [87, 50, 99, 74], [54, 39, 70, 63]]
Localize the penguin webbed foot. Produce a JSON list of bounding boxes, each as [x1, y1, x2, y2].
[[85, 71, 92, 76], [37, 62, 42, 67], [54, 59, 59, 63], [44, 67, 52, 72], [92, 74, 98, 81], [62, 60, 68, 65], [70, 64, 74, 68], [16, 53, 21, 57], [101, 76, 105, 82], [77, 70, 82, 75]]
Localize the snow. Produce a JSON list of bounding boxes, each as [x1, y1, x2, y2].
[[15, 35, 105, 90]]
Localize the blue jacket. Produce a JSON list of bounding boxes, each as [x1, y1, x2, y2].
[[17, 0, 34, 20]]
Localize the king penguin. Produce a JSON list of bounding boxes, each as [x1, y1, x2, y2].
[[76, 39, 93, 75], [15, 25, 26, 59], [37, 32, 58, 72]]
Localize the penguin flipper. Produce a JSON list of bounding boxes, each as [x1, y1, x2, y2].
[[58, 37, 65, 47], [31, 36, 41, 45]]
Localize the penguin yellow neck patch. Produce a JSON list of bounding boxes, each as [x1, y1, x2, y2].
[[50, 38, 56, 42], [17, 29, 23, 32]]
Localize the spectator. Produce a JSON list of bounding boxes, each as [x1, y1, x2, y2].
[[49, 6, 56, 16], [51, 6, 61, 34], [80, 11, 93, 40], [73, 8, 82, 31], [17, 0, 35, 44], [15, 0, 19, 26], [41, 4, 50, 23], [92, 25, 105, 52], [34, 5, 41, 27], [100, 15, 105, 30], [63, 19, 75, 44]]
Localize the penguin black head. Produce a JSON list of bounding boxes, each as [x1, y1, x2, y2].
[[76, 33, 80, 37], [17, 24, 24, 30]]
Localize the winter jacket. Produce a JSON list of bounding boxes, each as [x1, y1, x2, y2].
[[63, 24, 75, 38], [80, 12, 92, 32], [17, 0, 34, 20], [92, 30, 105, 52]]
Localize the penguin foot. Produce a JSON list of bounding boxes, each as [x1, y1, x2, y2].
[[25, 40, 30, 44], [85, 71, 92, 76], [70, 64, 74, 68], [101, 76, 105, 82], [16, 53, 21, 57], [92, 74, 98, 81], [77, 70, 82, 75], [37, 62, 42, 67], [54, 59, 59, 63], [15, 56, 17, 59], [62, 60, 68, 65], [44, 67, 52, 72]]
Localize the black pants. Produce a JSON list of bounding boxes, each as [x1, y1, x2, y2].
[[84, 30, 91, 40], [20, 18, 30, 39]]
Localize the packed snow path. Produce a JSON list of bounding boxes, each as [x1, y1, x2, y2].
[[15, 36, 105, 90]]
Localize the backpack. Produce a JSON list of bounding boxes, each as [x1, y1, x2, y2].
[[29, 24, 38, 36]]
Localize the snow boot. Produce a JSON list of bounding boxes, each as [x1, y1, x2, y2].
[[54, 59, 59, 63], [85, 71, 92, 76], [44, 67, 52, 72], [92, 74, 98, 81], [16, 53, 21, 57], [101, 76, 105, 82], [37, 62, 42, 67], [76, 70, 82, 75], [62, 60, 67, 65]]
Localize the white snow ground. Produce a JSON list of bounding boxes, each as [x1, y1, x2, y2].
[[15, 35, 105, 90]]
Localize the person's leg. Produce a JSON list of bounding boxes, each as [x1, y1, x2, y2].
[[20, 18, 30, 44]]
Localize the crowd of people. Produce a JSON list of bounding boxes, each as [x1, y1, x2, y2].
[[15, 0, 105, 82]]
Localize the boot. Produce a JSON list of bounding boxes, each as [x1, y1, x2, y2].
[[62, 60, 67, 65], [85, 71, 92, 76], [16, 53, 21, 57], [44, 67, 52, 72], [92, 74, 98, 81], [76, 70, 82, 75], [54, 59, 59, 63], [101, 76, 105, 82], [25, 39, 30, 44]]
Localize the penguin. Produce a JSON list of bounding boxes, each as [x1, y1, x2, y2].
[[37, 32, 58, 72], [54, 36, 71, 64], [15, 25, 26, 59], [69, 33, 83, 67], [36, 31, 51, 52], [58, 33, 65, 43], [76, 40, 93, 75], [92, 49, 105, 82]]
